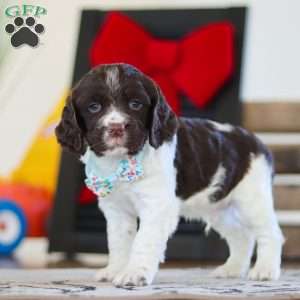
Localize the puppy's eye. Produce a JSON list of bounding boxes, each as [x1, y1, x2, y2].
[[129, 99, 143, 111], [88, 102, 102, 113]]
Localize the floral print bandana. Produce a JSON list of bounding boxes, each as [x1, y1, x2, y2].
[[84, 151, 144, 199]]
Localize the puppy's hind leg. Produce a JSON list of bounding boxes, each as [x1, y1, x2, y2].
[[235, 155, 284, 280], [210, 205, 255, 279], [246, 196, 284, 281], [248, 216, 283, 280]]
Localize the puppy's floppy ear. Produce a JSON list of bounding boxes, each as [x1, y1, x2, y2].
[[55, 96, 86, 155], [149, 82, 178, 148]]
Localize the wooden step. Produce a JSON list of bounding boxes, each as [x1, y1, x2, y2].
[[274, 185, 300, 210], [271, 145, 300, 173], [274, 174, 300, 185], [257, 133, 300, 146], [254, 134, 300, 173], [243, 102, 300, 132], [282, 226, 300, 258], [274, 175, 300, 212]]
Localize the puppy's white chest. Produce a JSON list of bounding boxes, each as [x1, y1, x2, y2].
[[83, 140, 178, 215]]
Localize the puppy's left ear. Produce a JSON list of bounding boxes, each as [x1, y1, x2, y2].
[[149, 82, 178, 148]]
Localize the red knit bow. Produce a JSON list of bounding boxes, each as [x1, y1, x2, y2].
[[90, 12, 235, 114]]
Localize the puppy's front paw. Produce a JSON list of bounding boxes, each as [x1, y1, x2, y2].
[[113, 266, 154, 287], [211, 263, 247, 279], [248, 264, 280, 281], [94, 266, 120, 282]]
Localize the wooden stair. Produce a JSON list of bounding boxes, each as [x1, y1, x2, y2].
[[244, 102, 300, 258]]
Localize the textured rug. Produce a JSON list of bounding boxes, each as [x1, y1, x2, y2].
[[1, 268, 300, 299]]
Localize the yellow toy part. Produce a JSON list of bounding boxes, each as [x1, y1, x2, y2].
[[7, 93, 67, 194]]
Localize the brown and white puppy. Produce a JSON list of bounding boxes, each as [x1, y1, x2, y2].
[[56, 63, 284, 287]]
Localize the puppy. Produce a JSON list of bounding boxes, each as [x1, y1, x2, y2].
[[56, 63, 284, 287]]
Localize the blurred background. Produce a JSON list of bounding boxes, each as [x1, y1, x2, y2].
[[0, 0, 300, 269]]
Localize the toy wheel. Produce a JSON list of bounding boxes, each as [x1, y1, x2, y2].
[[0, 200, 26, 255]]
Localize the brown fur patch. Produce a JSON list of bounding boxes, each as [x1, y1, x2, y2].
[[174, 118, 273, 201]]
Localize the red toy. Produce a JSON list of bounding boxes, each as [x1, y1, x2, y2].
[[0, 183, 52, 237]]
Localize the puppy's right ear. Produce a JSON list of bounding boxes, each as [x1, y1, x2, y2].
[[55, 97, 86, 155]]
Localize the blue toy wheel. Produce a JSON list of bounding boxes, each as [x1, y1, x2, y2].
[[0, 200, 27, 255]]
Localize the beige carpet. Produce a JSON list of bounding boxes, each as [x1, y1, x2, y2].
[[1, 268, 300, 299]]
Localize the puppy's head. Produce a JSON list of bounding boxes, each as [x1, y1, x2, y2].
[[55, 64, 178, 157]]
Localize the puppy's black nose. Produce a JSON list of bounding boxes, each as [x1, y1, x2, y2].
[[108, 123, 126, 138]]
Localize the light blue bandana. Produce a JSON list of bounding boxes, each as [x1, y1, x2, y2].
[[84, 151, 144, 198]]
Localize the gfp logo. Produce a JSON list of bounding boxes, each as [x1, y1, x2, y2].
[[4, 5, 47, 48]]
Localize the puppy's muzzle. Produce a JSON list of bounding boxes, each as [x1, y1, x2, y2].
[[107, 122, 128, 138]]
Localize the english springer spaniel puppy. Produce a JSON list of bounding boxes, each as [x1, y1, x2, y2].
[[56, 63, 283, 287]]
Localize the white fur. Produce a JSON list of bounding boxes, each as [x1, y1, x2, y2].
[[99, 108, 128, 148], [82, 134, 283, 286], [101, 109, 126, 127], [181, 165, 227, 222], [86, 137, 180, 286], [209, 120, 234, 132], [181, 154, 284, 280], [105, 66, 120, 92]]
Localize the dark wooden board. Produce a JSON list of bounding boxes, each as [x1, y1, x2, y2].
[[282, 227, 300, 258], [271, 145, 300, 174], [243, 102, 300, 132]]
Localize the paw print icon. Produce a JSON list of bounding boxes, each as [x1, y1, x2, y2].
[[5, 16, 45, 48]]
